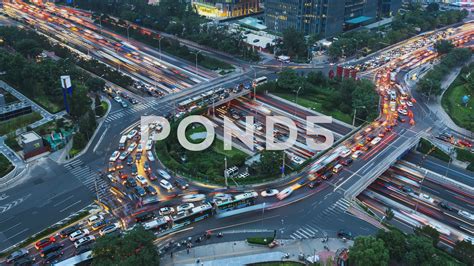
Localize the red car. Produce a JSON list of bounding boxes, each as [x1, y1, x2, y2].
[[458, 140, 472, 148], [35, 236, 56, 250]]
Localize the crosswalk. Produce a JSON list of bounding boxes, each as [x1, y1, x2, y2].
[[289, 198, 352, 240], [64, 159, 112, 200], [105, 101, 156, 123]]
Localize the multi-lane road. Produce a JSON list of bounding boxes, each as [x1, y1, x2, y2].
[[1, 1, 474, 263]]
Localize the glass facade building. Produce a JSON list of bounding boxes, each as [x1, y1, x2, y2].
[[265, 0, 401, 37], [192, 0, 261, 18]]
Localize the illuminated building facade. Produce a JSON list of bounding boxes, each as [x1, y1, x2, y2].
[[192, 0, 261, 18]]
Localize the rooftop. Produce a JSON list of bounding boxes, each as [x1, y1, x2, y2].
[[21, 131, 42, 143], [346, 16, 373, 24], [238, 17, 267, 31]]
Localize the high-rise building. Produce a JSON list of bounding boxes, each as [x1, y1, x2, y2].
[[265, 0, 402, 37], [192, 0, 261, 19]]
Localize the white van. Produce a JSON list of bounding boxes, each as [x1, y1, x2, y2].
[[332, 164, 343, 173]]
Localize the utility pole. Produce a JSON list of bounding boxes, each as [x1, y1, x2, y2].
[[294, 86, 302, 116], [281, 152, 285, 177], [224, 157, 228, 187], [126, 24, 131, 41], [158, 37, 162, 61]]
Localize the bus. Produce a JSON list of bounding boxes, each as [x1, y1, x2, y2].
[[395, 84, 407, 98], [143, 216, 171, 231], [253, 76, 268, 86], [118, 135, 128, 150], [214, 191, 258, 212], [172, 203, 214, 225], [53, 251, 92, 266]]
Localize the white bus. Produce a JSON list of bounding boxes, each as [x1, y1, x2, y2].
[[214, 191, 258, 211], [53, 251, 92, 266], [254, 76, 268, 86], [118, 135, 128, 150]]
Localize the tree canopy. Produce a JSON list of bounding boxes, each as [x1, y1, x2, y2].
[[349, 236, 389, 266], [92, 227, 160, 266]]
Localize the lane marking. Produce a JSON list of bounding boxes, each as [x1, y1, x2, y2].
[[59, 200, 82, 213]]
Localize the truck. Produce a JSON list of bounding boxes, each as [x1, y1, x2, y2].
[[118, 136, 128, 150]]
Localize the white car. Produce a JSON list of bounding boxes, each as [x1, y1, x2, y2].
[[99, 224, 119, 236], [159, 207, 175, 216], [177, 203, 195, 212], [261, 189, 279, 197], [126, 129, 138, 140], [135, 175, 148, 186], [145, 140, 153, 151], [118, 151, 129, 161], [397, 108, 408, 115], [351, 150, 363, 159], [87, 214, 104, 226], [136, 144, 143, 153], [419, 193, 434, 203], [109, 151, 120, 162], [107, 174, 118, 183], [370, 137, 382, 146], [182, 194, 206, 202], [291, 156, 304, 165], [212, 193, 232, 202], [127, 142, 137, 153], [69, 229, 89, 241], [114, 96, 122, 103], [74, 235, 95, 249], [339, 148, 352, 158], [159, 179, 173, 190], [458, 210, 474, 220], [158, 170, 172, 180], [147, 151, 155, 162], [399, 99, 406, 106], [406, 100, 413, 107]]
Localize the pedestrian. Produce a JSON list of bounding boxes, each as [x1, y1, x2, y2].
[[170, 252, 173, 258], [187, 248, 190, 254]]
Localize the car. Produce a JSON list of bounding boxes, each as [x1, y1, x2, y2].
[[339, 148, 352, 158], [74, 236, 96, 249], [332, 164, 343, 173], [337, 229, 353, 239], [158, 169, 172, 180], [114, 96, 122, 103], [370, 137, 382, 146], [147, 151, 155, 161], [378, 132, 385, 138], [159, 207, 175, 216], [322, 171, 333, 180], [177, 203, 195, 212], [144, 185, 157, 195], [160, 179, 173, 190], [87, 215, 104, 226], [397, 108, 408, 115], [439, 201, 454, 211], [182, 194, 206, 202], [107, 162, 115, 172], [352, 150, 363, 159], [340, 158, 353, 166], [59, 224, 80, 238], [99, 224, 119, 236], [135, 186, 147, 197], [69, 229, 90, 241], [143, 161, 151, 172], [147, 172, 158, 181], [261, 189, 279, 197], [35, 236, 56, 250], [109, 151, 120, 162], [135, 175, 148, 185], [43, 250, 64, 264], [91, 220, 107, 231], [401, 185, 413, 193], [137, 144, 143, 153], [126, 156, 134, 165], [458, 139, 472, 148], [127, 142, 138, 153], [119, 151, 129, 161], [131, 164, 138, 176], [40, 243, 64, 258], [308, 180, 322, 189], [174, 179, 189, 190], [365, 134, 376, 141], [5, 249, 28, 263], [126, 177, 137, 187], [291, 156, 304, 165], [458, 210, 474, 220], [121, 101, 128, 108], [107, 174, 118, 183], [136, 152, 142, 161], [145, 140, 153, 151], [406, 100, 413, 107]]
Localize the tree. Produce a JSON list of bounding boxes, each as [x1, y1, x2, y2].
[[434, 40, 454, 54], [86, 77, 106, 92], [280, 28, 308, 61], [385, 208, 394, 221], [415, 225, 440, 246], [404, 235, 437, 265], [252, 151, 283, 177], [276, 69, 301, 91], [92, 227, 160, 266], [426, 3, 439, 12], [376, 230, 407, 261], [349, 236, 389, 266], [453, 240, 474, 265]]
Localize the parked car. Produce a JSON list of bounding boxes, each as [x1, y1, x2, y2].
[[35, 236, 56, 250], [5, 249, 28, 263], [59, 225, 80, 238], [159, 207, 175, 216]]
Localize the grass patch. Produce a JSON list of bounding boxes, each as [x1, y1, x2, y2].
[[69, 148, 81, 158], [0, 112, 42, 136], [0, 153, 14, 177], [247, 236, 275, 245], [456, 148, 474, 163], [274, 92, 353, 124], [467, 163, 474, 172], [441, 83, 474, 132], [34, 96, 63, 114], [417, 138, 452, 163]]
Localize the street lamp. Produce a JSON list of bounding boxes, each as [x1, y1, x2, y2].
[[158, 36, 162, 61], [192, 50, 202, 72], [294, 86, 302, 116], [352, 106, 366, 126], [250, 66, 257, 101], [126, 24, 131, 41]]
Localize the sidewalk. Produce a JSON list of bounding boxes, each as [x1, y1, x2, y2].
[[161, 238, 353, 266]]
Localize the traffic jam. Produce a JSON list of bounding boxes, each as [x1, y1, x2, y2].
[[358, 161, 474, 247], [3, 2, 215, 97]]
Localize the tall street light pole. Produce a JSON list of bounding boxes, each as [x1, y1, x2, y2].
[[193, 50, 202, 72], [126, 24, 131, 41], [352, 105, 366, 127], [294, 86, 302, 116], [158, 37, 162, 61]]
